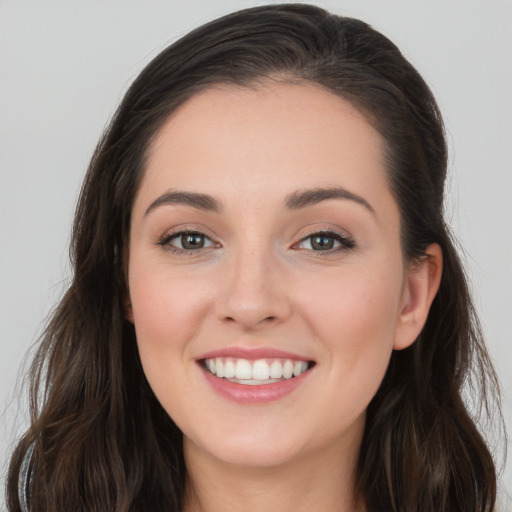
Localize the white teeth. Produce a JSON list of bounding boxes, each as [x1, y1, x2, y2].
[[282, 360, 294, 379], [227, 378, 280, 385], [224, 359, 235, 378], [235, 359, 252, 380], [215, 358, 224, 378], [270, 360, 283, 379], [252, 359, 270, 380], [204, 357, 311, 383]]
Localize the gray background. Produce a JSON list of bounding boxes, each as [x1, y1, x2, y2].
[[1, 0, 511, 508]]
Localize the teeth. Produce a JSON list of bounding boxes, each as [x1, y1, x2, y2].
[[252, 360, 270, 380], [283, 360, 293, 379], [270, 360, 283, 379], [224, 359, 235, 378], [204, 357, 310, 383], [235, 359, 252, 379], [227, 378, 280, 385], [215, 358, 224, 378]]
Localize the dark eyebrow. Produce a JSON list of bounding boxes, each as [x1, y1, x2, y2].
[[285, 187, 375, 214], [144, 190, 221, 216], [144, 186, 373, 217]]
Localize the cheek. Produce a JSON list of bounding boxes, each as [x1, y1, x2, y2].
[[301, 263, 402, 340], [127, 260, 211, 385], [130, 258, 205, 336], [128, 266, 216, 428], [296, 261, 403, 397]]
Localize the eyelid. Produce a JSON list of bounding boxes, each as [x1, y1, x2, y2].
[[293, 228, 355, 252], [156, 226, 220, 254], [155, 225, 354, 256]]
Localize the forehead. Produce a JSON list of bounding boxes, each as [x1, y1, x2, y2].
[[149, 80, 382, 162], [135, 81, 393, 219]]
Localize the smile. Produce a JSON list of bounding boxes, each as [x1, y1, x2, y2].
[[198, 350, 316, 403], [203, 357, 311, 385]]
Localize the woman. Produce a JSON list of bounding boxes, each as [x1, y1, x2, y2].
[[6, 4, 503, 511]]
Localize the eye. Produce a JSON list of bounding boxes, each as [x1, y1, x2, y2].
[[296, 230, 355, 252], [158, 230, 216, 252]]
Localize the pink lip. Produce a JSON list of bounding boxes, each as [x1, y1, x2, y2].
[[197, 346, 313, 361], [201, 366, 313, 404]]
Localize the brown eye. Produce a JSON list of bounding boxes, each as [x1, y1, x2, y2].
[[180, 233, 205, 250], [310, 235, 335, 251], [158, 231, 215, 252], [297, 231, 355, 253]]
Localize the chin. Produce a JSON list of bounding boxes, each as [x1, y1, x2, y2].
[[185, 425, 310, 469]]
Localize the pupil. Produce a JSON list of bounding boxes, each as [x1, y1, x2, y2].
[[312, 235, 334, 250], [182, 234, 204, 249]]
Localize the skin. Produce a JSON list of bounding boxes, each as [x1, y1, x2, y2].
[[127, 81, 442, 512]]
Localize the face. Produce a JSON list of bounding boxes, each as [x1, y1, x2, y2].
[[127, 82, 417, 469]]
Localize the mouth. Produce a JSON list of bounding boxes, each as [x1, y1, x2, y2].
[[201, 357, 316, 386]]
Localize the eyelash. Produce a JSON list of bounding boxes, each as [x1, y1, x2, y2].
[[157, 229, 355, 255], [157, 229, 217, 255], [294, 229, 355, 254]]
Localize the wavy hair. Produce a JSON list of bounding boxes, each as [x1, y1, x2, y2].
[[7, 4, 502, 511]]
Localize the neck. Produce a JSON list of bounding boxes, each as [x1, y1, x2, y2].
[[182, 430, 366, 512]]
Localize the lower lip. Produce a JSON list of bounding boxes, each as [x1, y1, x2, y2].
[[201, 366, 312, 404]]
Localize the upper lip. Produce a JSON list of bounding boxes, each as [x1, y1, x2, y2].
[[197, 346, 314, 362]]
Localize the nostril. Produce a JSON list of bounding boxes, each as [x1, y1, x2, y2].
[[223, 315, 278, 325]]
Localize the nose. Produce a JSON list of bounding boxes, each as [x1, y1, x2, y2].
[[216, 244, 292, 330]]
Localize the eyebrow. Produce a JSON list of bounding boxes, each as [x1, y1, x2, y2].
[[285, 187, 375, 214], [144, 190, 222, 216], [144, 186, 374, 217]]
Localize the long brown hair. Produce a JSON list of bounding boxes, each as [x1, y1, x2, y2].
[[6, 4, 503, 511]]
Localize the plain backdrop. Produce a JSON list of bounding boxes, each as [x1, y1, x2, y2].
[[1, 0, 511, 508]]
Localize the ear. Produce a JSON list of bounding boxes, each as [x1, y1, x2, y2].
[[394, 243, 443, 350]]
